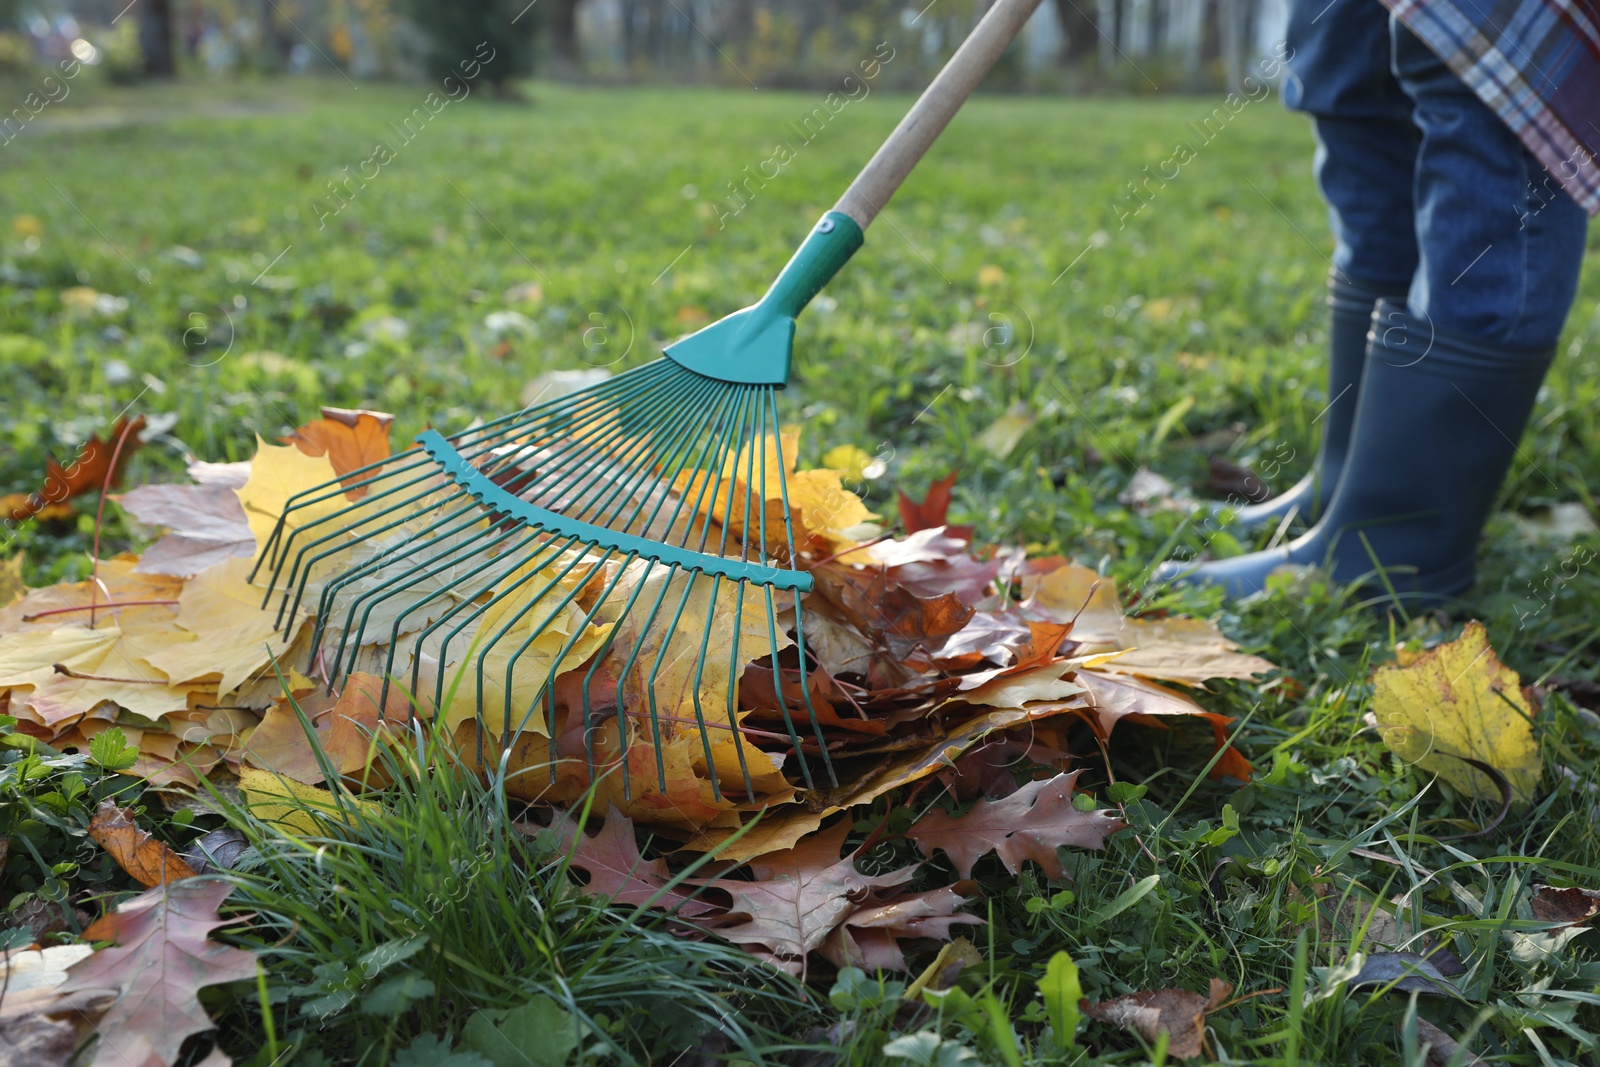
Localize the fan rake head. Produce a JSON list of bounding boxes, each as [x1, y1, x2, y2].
[[251, 357, 838, 801]]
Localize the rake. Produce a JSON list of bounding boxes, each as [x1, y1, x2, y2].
[[252, 0, 1045, 801]]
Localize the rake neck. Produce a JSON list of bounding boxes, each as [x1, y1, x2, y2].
[[663, 212, 863, 386]]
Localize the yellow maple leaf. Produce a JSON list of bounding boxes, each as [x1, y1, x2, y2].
[[669, 426, 876, 558], [440, 556, 615, 738], [234, 436, 344, 554], [0, 624, 194, 725], [239, 766, 381, 836], [602, 564, 791, 741], [0, 553, 24, 610], [1371, 621, 1539, 801], [143, 557, 309, 697]]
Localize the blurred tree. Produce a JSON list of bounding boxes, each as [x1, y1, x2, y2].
[[547, 0, 581, 69], [140, 0, 177, 75], [402, 0, 535, 96]]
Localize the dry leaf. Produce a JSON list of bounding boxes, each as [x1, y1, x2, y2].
[[906, 772, 1124, 879], [234, 436, 344, 554], [143, 557, 309, 697], [552, 806, 716, 916], [58, 880, 259, 1067], [121, 482, 254, 578], [87, 800, 197, 887], [282, 407, 395, 497], [898, 471, 965, 538], [1084, 977, 1232, 1060], [818, 883, 983, 972], [0, 554, 24, 610], [697, 820, 917, 963], [1529, 884, 1600, 928], [1371, 622, 1538, 801], [5, 415, 145, 523], [238, 766, 381, 836]]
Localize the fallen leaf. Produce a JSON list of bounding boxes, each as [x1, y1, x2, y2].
[[898, 471, 962, 536], [1095, 617, 1275, 686], [696, 820, 915, 963], [87, 800, 197, 887], [5, 416, 145, 524], [282, 407, 395, 497], [1083, 978, 1231, 1060], [1415, 1018, 1487, 1066], [1325, 952, 1464, 998], [1529, 884, 1600, 928], [551, 807, 716, 916], [238, 766, 381, 836], [143, 556, 309, 697], [58, 880, 259, 1067], [0, 554, 24, 610], [977, 404, 1033, 460], [121, 482, 254, 578], [234, 436, 344, 554], [0, 944, 100, 1020], [906, 771, 1123, 879], [819, 883, 983, 972], [1371, 622, 1538, 801]]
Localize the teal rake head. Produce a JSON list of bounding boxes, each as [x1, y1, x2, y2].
[[252, 214, 863, 801], [249, 0, 1045, 802]]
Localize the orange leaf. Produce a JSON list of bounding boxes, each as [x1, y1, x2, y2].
[[6, 415, 145, 523], [897, 470, 963, 536], [282, 407, 394, 497], [86, 801, 196, 887]]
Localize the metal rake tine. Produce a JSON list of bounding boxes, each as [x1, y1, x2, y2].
[[514, 372, 711, 522], [325, 516, 507, 688], [611, 562, 681, 802], [406, 529, 578, 714], [483, 367, 703, 497], [581, 556, 658, 798], [471, 533, 588, 739], [273, 479, 475, 631], [722, 574, 756, 798], [252, 448, 433, 580], [658, 386, 749, 551], [306, 495, 486, 650], [789, 596, 837, 787], [692, 387, 758, 554], [759, 585, 814, 790], [495, 548, 620, 743], [643, 568, 703, 795], [452, 357, 675, 451], [614, 382, 747, 542], [481, 543, 618, 740], [578, 374, 726, 534], [688, 573, 746, 803]]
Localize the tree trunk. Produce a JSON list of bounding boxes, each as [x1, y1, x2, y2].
[[139, 0, 176, 77], [1056, 0, 1098, 63], [549, 0, 582, 65]]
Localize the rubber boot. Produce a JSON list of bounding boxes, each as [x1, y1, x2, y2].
[[1156, 301, 1554, 601], [1223, 273, 1407, 531]]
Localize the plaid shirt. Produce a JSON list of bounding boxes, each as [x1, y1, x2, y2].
[[1385, 0, 1600, 215]]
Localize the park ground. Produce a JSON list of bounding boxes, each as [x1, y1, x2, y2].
[[1, 76, 1599, 1064]]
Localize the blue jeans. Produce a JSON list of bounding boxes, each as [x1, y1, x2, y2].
[[1283, 0, 1587, 349]]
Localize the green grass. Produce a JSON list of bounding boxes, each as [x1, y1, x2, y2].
[[1, 74, 1598, 1065]]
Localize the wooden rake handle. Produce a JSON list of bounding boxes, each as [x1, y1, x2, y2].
[[834, 0, 1046, 230]]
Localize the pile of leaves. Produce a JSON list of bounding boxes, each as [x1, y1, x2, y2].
[[0, 405, 1283, 1061]]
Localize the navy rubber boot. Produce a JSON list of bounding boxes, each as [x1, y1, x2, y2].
[[1223, 273, 1407, 531], [1157, 301, 1554, 601]]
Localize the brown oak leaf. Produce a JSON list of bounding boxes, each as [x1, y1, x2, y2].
[[905, 771, 1124, 879], [696, 820, 916, 963], [1529, 884, 1600, 928], [1084, 978, 1232, 1060], [552, 807, 716, 917], [58, 880, 259, 1067]]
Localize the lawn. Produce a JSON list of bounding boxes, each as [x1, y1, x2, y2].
[[2, 74, 1599, 1064]]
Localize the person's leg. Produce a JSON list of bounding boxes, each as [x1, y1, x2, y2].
[[1159, 15, 1588, 600], [1232, 0, 1418, 530]]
